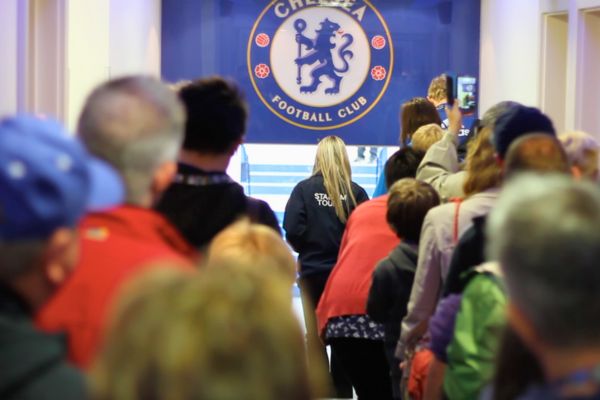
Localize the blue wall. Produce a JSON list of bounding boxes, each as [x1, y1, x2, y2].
[[162, 0, 480, 145]]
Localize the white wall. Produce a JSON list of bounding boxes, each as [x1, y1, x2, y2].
[[577, 10, 600, 136], [0, 0, 19, 117], [540, 13, 568, 133], [0, 0, 162, 128], [109, 0, 161, 78], [480, 0, 600, 136], [479, 0, 543, 113], [66, 0, 161, 129], [65, 0, 110, 129], [31, 0, 67, 121]]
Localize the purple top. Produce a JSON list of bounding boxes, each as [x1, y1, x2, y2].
[[428, 294, 462, 362]]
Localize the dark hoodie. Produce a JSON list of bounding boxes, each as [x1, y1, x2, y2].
[[367, 242, 418, 363], [0, 286, 86, 400], [283, 174, 369, 277]]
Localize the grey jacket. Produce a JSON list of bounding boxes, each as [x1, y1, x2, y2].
[[395, 188, 500, 359], [416, 131, 466, 202]]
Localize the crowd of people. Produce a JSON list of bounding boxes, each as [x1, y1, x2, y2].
[[1, 72, 600, 400]]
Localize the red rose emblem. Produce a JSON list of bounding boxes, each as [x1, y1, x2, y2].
[[371, 66, 386, 81], [255, 64, 270, 79]]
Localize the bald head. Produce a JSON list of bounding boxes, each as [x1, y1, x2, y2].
[[504, 134, 570, 179]]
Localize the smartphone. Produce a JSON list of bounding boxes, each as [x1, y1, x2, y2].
[[446, 75, 455, 107], [456, 75, 477, 114]]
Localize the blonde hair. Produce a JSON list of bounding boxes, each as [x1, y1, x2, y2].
[[463, 127, 503, 197], [427, 74, 447, 103], [313, 136, 356, 223], [92, 263, 328, 400], [411, 123, 444, 153], [207, 219, 297, 283]]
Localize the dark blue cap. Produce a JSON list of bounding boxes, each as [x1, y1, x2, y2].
[[493, 105, 556, 159], [0, 115, 124, 241]]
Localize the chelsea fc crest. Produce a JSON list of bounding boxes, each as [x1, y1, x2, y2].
[[248, 0, 394, 130]]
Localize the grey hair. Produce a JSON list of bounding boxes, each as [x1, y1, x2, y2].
[[480, 101, 520, 130], [0, 240, 46, 279], [77, 76, 185, 206], [487, 174, 600, 348], [558, 131, 600, 167]]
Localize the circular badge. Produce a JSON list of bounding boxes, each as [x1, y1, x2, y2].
[[371, 35, 386, 50], [255, 33, 270, 47], [247, 1, 393, 130]]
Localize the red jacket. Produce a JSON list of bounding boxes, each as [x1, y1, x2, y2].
[[316, 195, 400, 335], [36, 206, 197, 368]]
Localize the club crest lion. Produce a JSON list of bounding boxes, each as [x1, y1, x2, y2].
[[294, 18, 354, 94]]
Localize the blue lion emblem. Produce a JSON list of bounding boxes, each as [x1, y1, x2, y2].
[[294, 18, 354, 94]]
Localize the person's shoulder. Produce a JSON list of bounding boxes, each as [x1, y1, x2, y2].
[[388, 243, 418, 273], [374, 255, 395, 276], [419, 202, 457, 242], [26, 360, 87, 400], [374, 256, 412, 280], [351, 181, 369, 197], [80, 207, 196, 261], [363, 194, 387, 206], [247, 196, 270, 208], [462, 269, 506, 307], [349, 195, 385, 218], [292, 175, 321, 191], [0, 323, 86, 400], [424, 201, 455, 222], [305, 174, 326, 187], [246, 196, 281, 235], [397, 241, 418, 261], [350, 180, 366, 191]]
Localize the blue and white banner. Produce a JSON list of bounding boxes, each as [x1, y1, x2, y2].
[[162, 0, 481, 145]]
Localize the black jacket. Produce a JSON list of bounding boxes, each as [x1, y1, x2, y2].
[[367, 242, 418, 363], [0, 286, 86, 400], [156, 163, 280, 249], [283, 174, 368, 277]]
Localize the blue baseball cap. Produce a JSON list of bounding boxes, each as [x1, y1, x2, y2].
[[0, 115, 124, 241]]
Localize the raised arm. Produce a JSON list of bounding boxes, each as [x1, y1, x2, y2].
[[417, 102, 465, 201]]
